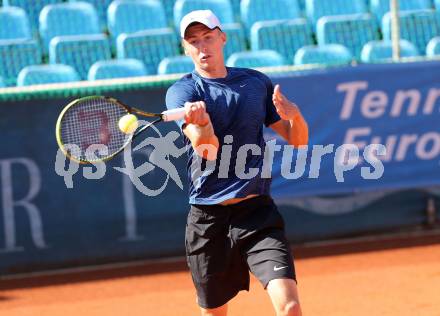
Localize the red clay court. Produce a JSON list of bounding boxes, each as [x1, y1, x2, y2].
[[1, 237, 439, 316]]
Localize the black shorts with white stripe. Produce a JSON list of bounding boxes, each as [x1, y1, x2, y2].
[[185, 195, 296, 309]]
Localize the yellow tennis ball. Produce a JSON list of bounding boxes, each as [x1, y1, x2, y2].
[[118, 114, 138, 134]]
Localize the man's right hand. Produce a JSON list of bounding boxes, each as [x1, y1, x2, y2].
[[184, 101, 211, 126], [182, 101, 219, 161]]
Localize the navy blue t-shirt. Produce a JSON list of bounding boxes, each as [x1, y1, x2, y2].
[[165, 67, 281, 205]]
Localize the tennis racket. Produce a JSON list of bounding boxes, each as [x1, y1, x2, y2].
[[55, 96, 185, 164]]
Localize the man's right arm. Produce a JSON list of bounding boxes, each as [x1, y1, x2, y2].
[[183, 101, 219, 161]]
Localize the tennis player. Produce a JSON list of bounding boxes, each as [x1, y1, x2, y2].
[[166, 10, 308, 316]]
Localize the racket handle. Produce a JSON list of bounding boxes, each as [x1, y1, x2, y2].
[[162, 107, 186, 122]]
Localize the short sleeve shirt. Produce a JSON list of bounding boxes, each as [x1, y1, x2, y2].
[[166, 67, 281, 205]]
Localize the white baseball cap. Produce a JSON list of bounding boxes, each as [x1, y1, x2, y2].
[[180, 10, 222, 38]]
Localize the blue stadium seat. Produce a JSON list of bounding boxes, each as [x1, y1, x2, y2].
[[162, 0, 177, 26], [426, 36, 440, 56], [436, 0, 440, 10], [0, 76, 5, 87], [382, 10, 440, 55], [305, 0, 367, 25], [0, 39, 41, 86], [294, 44, 353, 65], [0, 6, 31, 40], [108, 0, 168, 41], [157, 56, 194, 74], [230, 0, 241, 22], [88, 58, 149, 80], [39, 2, 100, 53], [117, 29, 180, 75], [251, 19, 314, 62], [241, 0, 301, 33], [49, 34, 111, 80], [69, 0, 113, 31], [370, 0, 432, 23], [3, 0, 62, 33], [222, 23, 247, 59], [16, 64, 80, 86], [226, 50, 286, 68], [317, 14, 380, 60], [360, 39, 420, 63], [174, 0, 234, 29]]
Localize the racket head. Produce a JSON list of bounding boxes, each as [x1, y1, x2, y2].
[[55, 96, 134, 164]]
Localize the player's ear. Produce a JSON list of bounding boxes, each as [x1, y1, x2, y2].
[[220, 30, 226, 45], [182, 40, 189, 56]]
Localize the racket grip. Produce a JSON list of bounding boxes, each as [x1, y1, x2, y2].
[[162, 107, 186, 122]]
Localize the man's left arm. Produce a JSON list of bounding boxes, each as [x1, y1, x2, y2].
[[269, 84, 309, 147]]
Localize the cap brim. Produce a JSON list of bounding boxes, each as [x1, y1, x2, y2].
[[183, 22, 219, 38]]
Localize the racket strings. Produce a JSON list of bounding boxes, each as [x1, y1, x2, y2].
[[60, 98, 130, 162]]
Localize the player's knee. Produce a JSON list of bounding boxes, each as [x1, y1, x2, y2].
[[200, 304, 228, 316], [276, 300, 301, 316], [201, 309, 215, 316], [200, 309, 226, 316]]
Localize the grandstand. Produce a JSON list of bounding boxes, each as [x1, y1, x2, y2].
[[1, 0, 440, 86], [1, 5, 440, 314]]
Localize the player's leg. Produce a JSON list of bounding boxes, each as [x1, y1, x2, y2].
[[200, 303, 228, 316], [266, 278, 302, 316], [246, 236, 301, 316], [238, 196, 300, 316], [186, 205, 250, 313]]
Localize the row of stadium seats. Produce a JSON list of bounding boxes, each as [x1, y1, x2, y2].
[[1, 3, 439, 53], [2, 1, 440, 47], [3, 0, 440, 34], [1, 0, 440, 87], [1, 36, 440, 87], [2, 7, 439, 62]]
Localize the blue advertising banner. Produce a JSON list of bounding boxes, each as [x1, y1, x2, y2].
[[0, 87, 191, 274], [0, 61, 438, 275], [269, 61, 440, 200]]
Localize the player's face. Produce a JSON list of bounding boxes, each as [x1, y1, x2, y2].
[[183, 23, 226, 73]]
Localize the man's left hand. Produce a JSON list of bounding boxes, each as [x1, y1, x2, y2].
[[272, 84, 300, 121]]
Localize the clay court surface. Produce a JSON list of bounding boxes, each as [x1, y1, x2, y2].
[[1, 243, 439, 316]]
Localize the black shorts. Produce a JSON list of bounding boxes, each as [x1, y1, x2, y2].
[[185, 195, 296, 309]]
